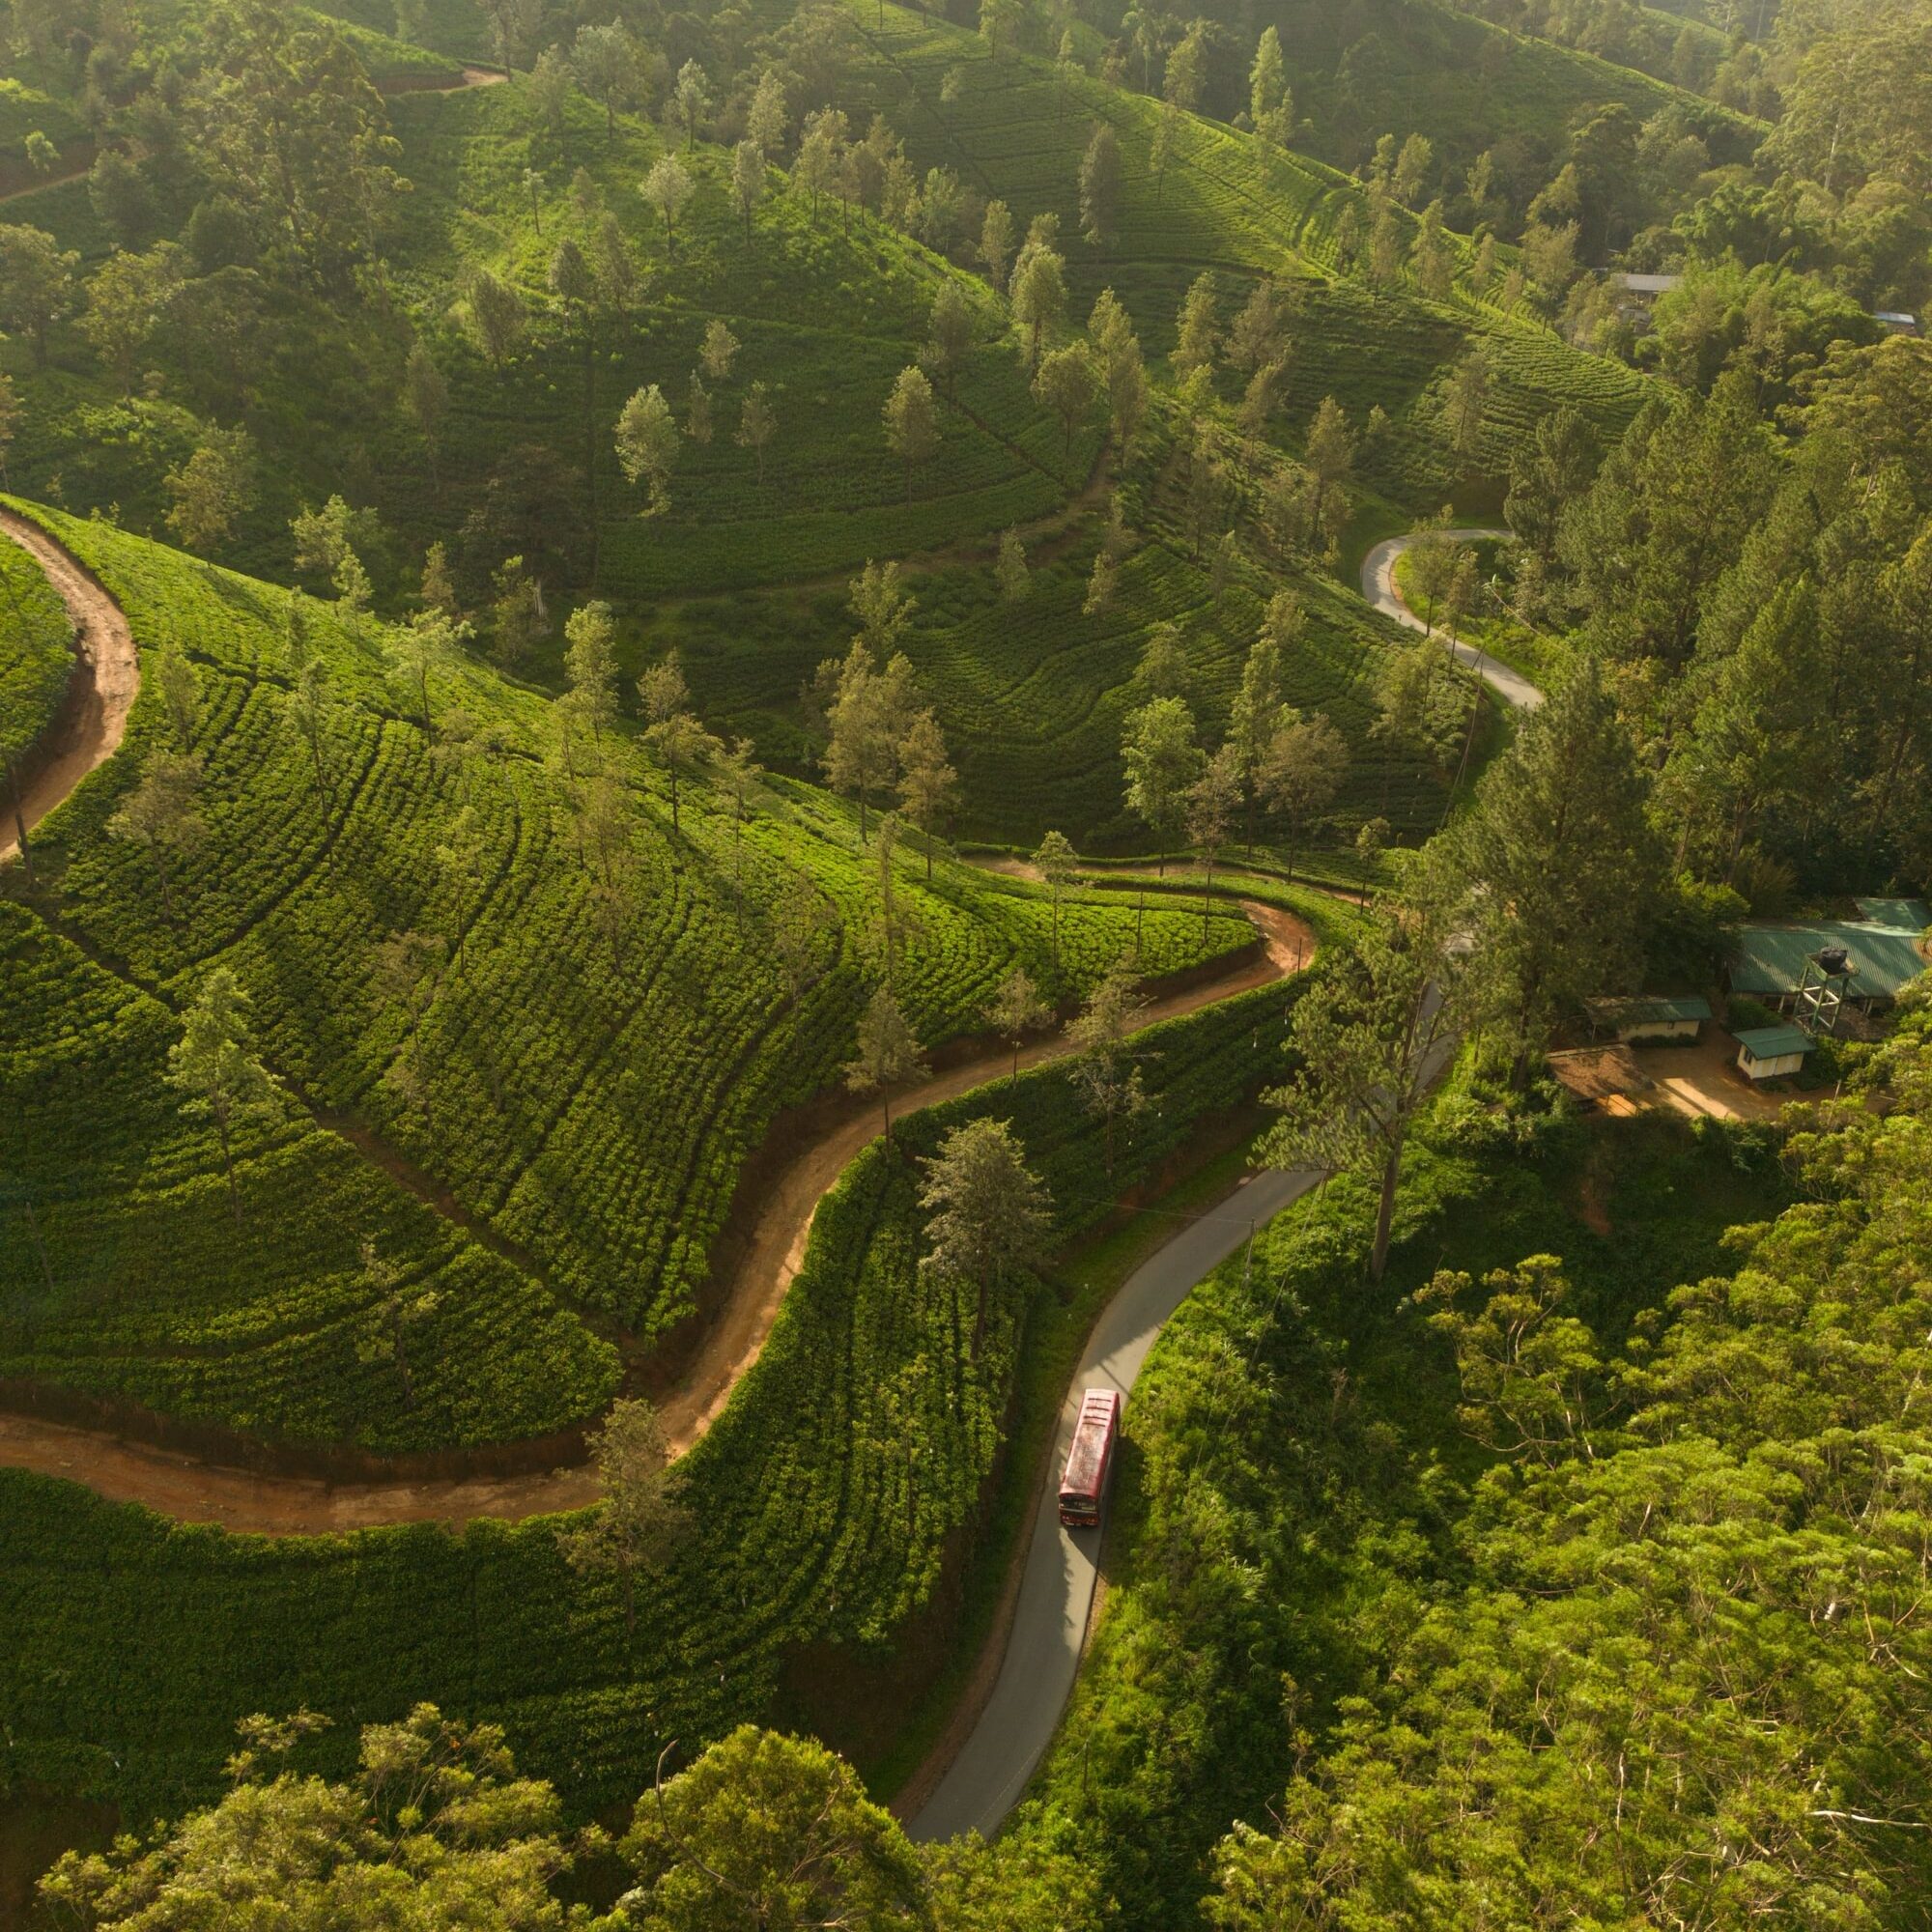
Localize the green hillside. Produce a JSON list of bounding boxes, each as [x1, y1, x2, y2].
[[1225, 0, 1752, 180], [1, 503, 1248, 1452], [0, 0, 1657, 864], [812, 0, 1650, 442]]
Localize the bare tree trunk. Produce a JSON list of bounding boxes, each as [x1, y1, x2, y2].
[[216, 1115, 242, 1228], [1368, 1145, 1400, 1282], [583, 316, 600, 588]]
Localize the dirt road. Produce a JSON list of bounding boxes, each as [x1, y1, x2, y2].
[[0, 904, 1315, 1533], [1, 507, 140, 864]]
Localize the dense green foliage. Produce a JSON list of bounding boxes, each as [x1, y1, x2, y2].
[[36, 1709, 1104, 1932], [0, 531, 71, 769], [1205, 1012, 1932, 1927], [1173, 0, 1751, 200], [6, 0, 1929, 1914], [1513, 355, 1932, 895], [0, 0, 1650, 862], [1008, 1098, 1795, 1924]]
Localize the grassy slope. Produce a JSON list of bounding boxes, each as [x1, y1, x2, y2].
[[1242, 0, 1753, 178], [632, 0, 1645, 849], [307, 0, 496, 65], [1, 78, 1081, 596], [0, 14, 1648, 868], [0, 925, 1324, 1832], [0, 538, 72, 769], [1, 502, 1247, 1450], [816, 0, 1650, 477]]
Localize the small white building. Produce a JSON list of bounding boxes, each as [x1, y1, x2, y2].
[[1733, 1024, 1814, 1083], [1590, 994, 1712, 1044]]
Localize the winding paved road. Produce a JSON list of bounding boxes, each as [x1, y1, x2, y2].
[[909, 1162, 1321, 1842], [2, 490, 1542, 1826], [1361, 527, 1544, 712], [912, 531, 1548, 1844]]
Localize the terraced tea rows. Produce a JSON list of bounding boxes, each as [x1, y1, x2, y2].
[[4, 503, 1248, 1451], [0, 946, 1331, 1824], [0, 535, 71, 770]]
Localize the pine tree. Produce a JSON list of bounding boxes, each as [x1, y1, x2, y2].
[[1065, 963, 1150, 1174], [986, 967, 1052, 1084], [844, 983, 927, 1141], [555, 1398, 684, 1634], [562, 601, 620, 744], [167, 966, 277, 1227], [1260, 712, 1350, 882], [882, 365, 940, 504], [1078, 123, 1122, 246], [1259, 902, 1457, 1281], [107, 751, 205, 920], [1250, 27, 1292, 148], [615, 384, 678, 513], [1033, 829, 1079, 971], [919, 1118, 1051, 1358], [897, 709, 958, 880], [1444, 658, 1663, 1084], [1122, 696, 1205, 874], [997, 527, 1030, 601], [1172, 272, 1218, 376], [736, 382, 778, 487]]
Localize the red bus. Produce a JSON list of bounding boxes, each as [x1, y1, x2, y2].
[[1058, 1388, 1121, 1528]]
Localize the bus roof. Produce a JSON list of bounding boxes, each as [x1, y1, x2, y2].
[[1062, 1388, 1120, 1496]]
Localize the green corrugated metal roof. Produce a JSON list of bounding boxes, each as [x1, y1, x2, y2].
[[1588, 995, 1712, 1026], [1629, 995, 1713, 1024], [1730, 922, 1927, 999], [1855, 897, 1931, 931], [1734, 1025, 1815, 1060]]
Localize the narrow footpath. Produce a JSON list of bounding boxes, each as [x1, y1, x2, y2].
[[1360, 526, 1544, 712], [1, 506, 140, 863]]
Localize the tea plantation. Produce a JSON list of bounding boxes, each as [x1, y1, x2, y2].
[[0, 0, 1731, 1874], [0, 0, 1646, 861], [1, 502, 1249, 1452], [0, 922, 1340, 1826]]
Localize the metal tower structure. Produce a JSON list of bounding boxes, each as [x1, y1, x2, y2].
[[1794, 945, 1855, 1037]]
